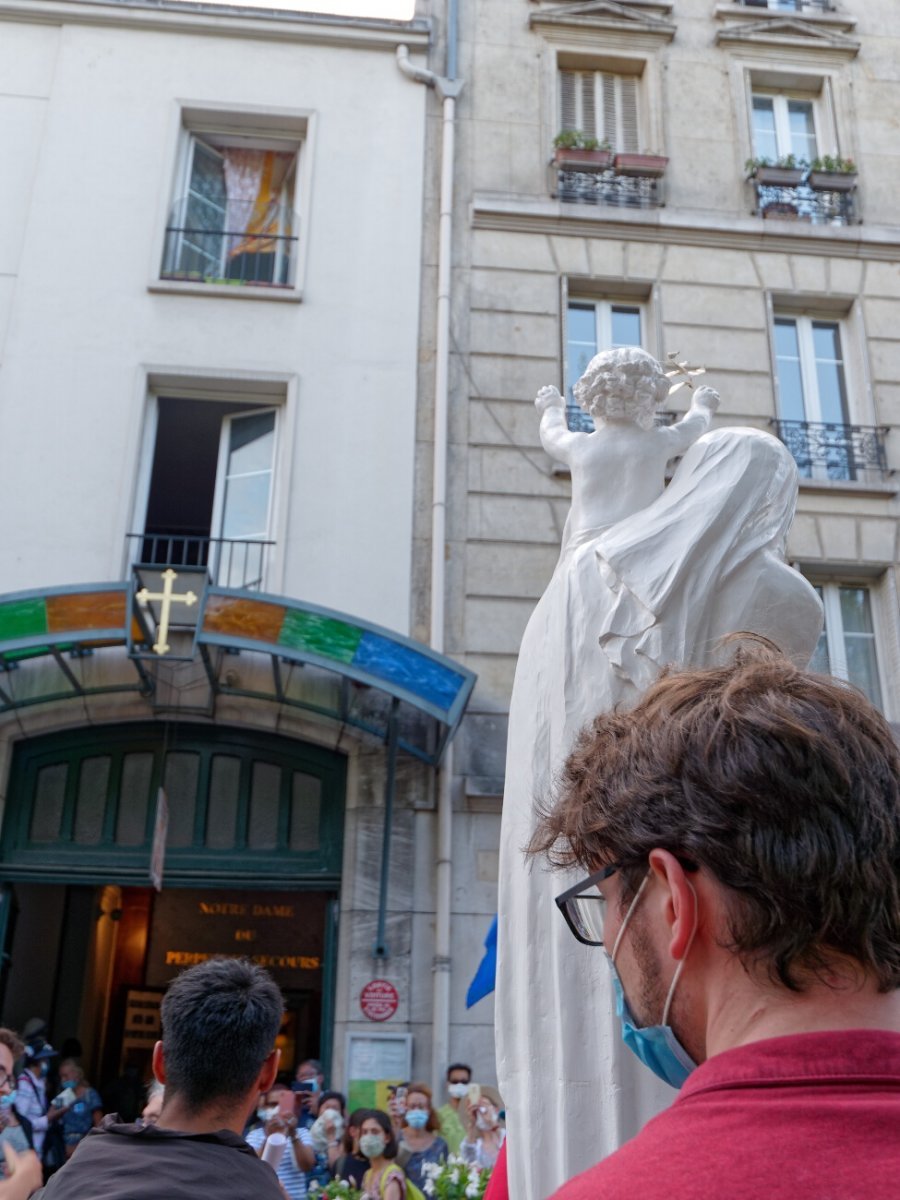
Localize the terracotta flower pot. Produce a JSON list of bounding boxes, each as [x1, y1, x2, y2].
[[553, 148, 614, 172], [753, 166, 805, 187], [808, 171, 858, 192], [613, 153, 668, 178]]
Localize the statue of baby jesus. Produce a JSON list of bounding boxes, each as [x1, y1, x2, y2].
[[536, 347, 720, 536]]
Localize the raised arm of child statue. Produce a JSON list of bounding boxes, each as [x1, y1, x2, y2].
[[535, 348, 720, 538]]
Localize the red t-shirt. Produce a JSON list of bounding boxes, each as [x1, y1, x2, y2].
[[551, 1029, 900, 1199]]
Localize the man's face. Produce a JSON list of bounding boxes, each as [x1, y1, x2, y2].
[[296, 1062, 321, 1087], [0, 1045, 13, 1097], [59, 1063, 77, 1087]]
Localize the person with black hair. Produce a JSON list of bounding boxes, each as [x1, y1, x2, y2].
[[331, 1107, 368, 1189], [436, 1064, 471, 1155], [34, 957, 285, 1200], [359, 1110, 406, 1200]]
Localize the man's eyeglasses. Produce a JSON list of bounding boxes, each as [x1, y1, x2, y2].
[[554, 863, 622, 947]]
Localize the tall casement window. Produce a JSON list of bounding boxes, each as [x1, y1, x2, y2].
[[810, 584, 884, 709], [132, 399, 278, 590], [751, 93, 818, 162], [559, 69, 639, 151], [565, 300, 644, 429], [162, 132, 300, 288], [772, 315, 861, 480]]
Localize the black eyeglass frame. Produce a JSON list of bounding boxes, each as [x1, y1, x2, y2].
[[554, 862, 622, 947]]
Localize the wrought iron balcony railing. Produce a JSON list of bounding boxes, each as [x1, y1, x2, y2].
[[126, 532, 275, 591], [557, 169, 663, 210], [566, 406, 676, 433], [772, 420, 889, 484], [753, 181, 857, 226], [161, 197, 298, 287], [739, 0, 833, 11]]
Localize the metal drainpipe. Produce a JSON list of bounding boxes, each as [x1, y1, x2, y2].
[[396, 0, 462, 1094]]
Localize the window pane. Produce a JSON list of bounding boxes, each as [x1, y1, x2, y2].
[[229, 411, 276, 475], [74, 757, 110, 845], [248, 762, 280, 850], [808, 586, 831, 673], [221, 412, 275, 541], [787, 100, 817, 162], [30, 764, 67, 844], [116, 753, 153, 846], [774, 319, 807, 424], [290, 773, 321, 852], [221, 474, 271, 539], [567, 303, 596, 403], [610, 306, 641, 348], [838, 587, 875, 635], [812, 323, 849, 426], [751, 96, 777, 161], [164, 752, 199, 849], [206, 755, 240, 850]]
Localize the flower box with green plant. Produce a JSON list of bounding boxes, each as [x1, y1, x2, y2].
[[420, 1155, 492, 1199], [808, 154, 858, 191], [745, 154, 807, 187], [552, 131, 613, 170], [613, 151, 668, 178], [308, 1180, 364, 1200]]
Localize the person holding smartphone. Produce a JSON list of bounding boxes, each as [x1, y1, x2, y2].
[[246, 1082, 315, 1200], [292, 1060, 324, 1130], [460, 1086, 505, 1172]]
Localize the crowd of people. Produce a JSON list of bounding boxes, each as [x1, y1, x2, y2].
[[0, 974, 506, 1200]]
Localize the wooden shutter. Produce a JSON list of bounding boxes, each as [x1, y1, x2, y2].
[[618, 76, 640, 152], [558, 70, 597, 139], [560, 70, 577, 132], [560, 69, 639, 148], [580, 73, 597, 139], [600, 73, 618, 146]]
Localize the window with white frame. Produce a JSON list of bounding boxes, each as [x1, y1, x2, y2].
[[751, 92, 818, 163], [772, 314, 862, 480], [566, 300, 644, 403], [162, 132, 300, 288], [559, 69, 639, 152], [810, 583, 884, 709]]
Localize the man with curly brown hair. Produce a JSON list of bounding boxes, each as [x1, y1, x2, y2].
[[532, 645, 900, 1199]]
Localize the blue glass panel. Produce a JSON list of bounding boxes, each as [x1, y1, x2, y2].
[[353, 632, 466, 712], [610, 307, 641, 348], [751, 96, 777, 161]]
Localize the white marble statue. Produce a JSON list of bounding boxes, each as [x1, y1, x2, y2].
[[495, 347, 823, 1200]]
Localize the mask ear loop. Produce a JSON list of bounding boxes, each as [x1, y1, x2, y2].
[[611, 871, 651, 964], [661, 878, 699, 1026]]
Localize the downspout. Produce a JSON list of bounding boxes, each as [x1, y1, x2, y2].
[[396, 1, 462, 1094]]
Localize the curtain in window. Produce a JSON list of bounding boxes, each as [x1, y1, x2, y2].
[[221, 149, 294, 259]]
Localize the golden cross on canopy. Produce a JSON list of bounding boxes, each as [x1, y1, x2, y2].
[[664, 350, 706, 394], [136, 568, 198, 656]]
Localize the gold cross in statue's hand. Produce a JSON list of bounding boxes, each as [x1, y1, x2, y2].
[[136, 568, 198, 656], [664, 351, 706, 394]]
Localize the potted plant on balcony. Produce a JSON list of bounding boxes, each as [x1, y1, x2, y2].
[[808, 154, 858, 191], [745, 154, 807, 187], [552, 131, 613, 171], [613, 150, 669, 178]]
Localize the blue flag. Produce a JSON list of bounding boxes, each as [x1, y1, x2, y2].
[[466, 914, 498, 1008]]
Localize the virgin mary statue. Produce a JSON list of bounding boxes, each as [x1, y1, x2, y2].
[[495, 348, 823, 1200]]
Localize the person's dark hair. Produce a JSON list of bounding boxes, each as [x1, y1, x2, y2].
[[297, 1058, 323, 1078], [342, 1106, 367, 1154], [0, 1029, 23, 1063], [160, 957, 283, 1110], [319, 1088, 345, 1114], [406, 1082, 441, 1133], [361, 1108, 398, 1159], [445, 1063, 471, 1081], [530, 643, 900, 993]]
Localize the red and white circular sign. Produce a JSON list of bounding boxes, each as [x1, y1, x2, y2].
[[360, 979, 399, 1022]]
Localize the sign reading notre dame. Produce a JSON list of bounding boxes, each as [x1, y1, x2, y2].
[[145, 889, 326, 989]]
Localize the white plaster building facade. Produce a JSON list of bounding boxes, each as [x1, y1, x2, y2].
[[0, 0, 485, 1101]]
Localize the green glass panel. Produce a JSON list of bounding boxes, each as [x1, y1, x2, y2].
[[0, 598, 48, 643], [278, 610, 362, 664]]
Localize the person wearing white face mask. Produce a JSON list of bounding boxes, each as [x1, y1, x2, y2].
[[396, 1084, 447, 1192], [245, 1082, 314, 1200], [436, 1064, 470, 1155], [459, 1087, 505, 1171]]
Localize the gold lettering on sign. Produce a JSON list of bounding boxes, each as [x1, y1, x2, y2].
[[164, 950, 321, 971], [199, 903, 248, 916], [252, 905, 295, 919], [235, 930, 257, 942]]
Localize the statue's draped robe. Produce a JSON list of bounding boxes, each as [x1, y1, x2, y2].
[[496, 429, 823, 1200]]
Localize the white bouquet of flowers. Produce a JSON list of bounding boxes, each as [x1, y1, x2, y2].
[[308, 1179, 363, 1199], [420, 1155, 492, 1200]]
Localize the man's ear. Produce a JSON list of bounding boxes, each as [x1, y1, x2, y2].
[[256, 1047, 280, 1097], [151, 1041, 167, 1086], [648, 849, 697, 961]]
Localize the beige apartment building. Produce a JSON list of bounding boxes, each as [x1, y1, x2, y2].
[[411, 0, 900, 870]]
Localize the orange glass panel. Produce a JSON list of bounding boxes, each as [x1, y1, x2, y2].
[[46, 591, 127, 634], [203, 595, 285, 644]]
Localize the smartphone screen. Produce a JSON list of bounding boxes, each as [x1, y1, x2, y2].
[[278, 1091, 296, 1118], [467, 1083, 481, 1105]]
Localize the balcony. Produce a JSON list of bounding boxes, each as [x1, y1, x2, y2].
[[553, 150, 667, 211], [772, 420, 889, 484], [126, 532, 274, 592], [753, 180, 857, 226], [161, 198, 298, 288]]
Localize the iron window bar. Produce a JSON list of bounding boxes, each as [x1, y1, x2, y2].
[[738, 0, 834, 11], [771, 420, 890, 483], [161, 197, 298, 288], [752, 182, 858, 226], [126, 533, 275, 592], [556, 169, 664, 210]]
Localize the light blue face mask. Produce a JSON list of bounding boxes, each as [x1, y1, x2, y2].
[[0, 1092, 16, 1109], [405, 1109, 429, 1130], [609, 873, 699, 1090]]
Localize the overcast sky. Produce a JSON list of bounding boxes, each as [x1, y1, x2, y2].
[[219, 0, 416, 16]]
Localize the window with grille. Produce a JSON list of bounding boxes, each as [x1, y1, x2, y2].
[[559, 69, 640, 152]]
